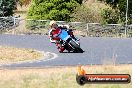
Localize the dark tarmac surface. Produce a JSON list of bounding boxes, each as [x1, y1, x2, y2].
[[0, 34, 132, 67]]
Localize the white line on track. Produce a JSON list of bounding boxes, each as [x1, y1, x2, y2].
[[0, 51, 58, 66]]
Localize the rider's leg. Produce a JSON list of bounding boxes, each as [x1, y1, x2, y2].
[[58, 47, 65, 53], [56, 42, 65, 53]]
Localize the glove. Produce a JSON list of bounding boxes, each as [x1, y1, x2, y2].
[[56, 40, 60, 44], [50, 38, 56, 43]]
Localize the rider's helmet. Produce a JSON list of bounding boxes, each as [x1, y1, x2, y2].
[[49, 20, 56, 26], [49, 20, 58, 29]]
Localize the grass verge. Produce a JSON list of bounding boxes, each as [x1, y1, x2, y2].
[[0, 65, 131, 88], [0, 46, 43, 64]]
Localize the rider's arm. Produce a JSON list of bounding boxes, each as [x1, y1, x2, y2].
[[49, 29, 55, 43], [49, 29, 59, 43], [49, 37, 56, 43], [48, 29, 52, 37]]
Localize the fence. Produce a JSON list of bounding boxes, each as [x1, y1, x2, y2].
[[1, 18, 132, 37], [0, 17, 20, 33], [26, 19, 132, 37]]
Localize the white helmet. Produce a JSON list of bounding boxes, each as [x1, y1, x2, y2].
[[49, 20, 56, 26]]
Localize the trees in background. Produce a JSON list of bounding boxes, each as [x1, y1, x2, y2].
[[16, 0, 31, 7], [27, 0, 83, 21], [98, 0, 132, 24], [0, 0, 15, 16], [101, 8, 119, 24], [71, 5, 103, 23], [1, 0, 131, 24], [0, 0, 32, 17]]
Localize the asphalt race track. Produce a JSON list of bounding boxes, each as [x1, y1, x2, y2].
[[0, 34, 132, 67]]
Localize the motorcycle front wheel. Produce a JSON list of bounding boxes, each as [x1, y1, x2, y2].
[[69, 40, 84, 53]]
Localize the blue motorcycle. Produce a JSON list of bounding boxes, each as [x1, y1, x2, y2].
[[58, 29, 84, 53]]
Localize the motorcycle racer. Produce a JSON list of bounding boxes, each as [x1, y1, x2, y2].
[[48, 20, 79, 53], [48, 20, 65, 53]]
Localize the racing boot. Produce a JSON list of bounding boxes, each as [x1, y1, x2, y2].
[[58, 47, 65, 53]]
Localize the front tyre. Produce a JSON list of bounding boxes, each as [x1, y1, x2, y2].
[[70, 40, 83, 53], [77, 47, 84, 53]]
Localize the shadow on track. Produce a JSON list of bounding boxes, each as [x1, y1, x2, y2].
[[60, 51, 85, 53]]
